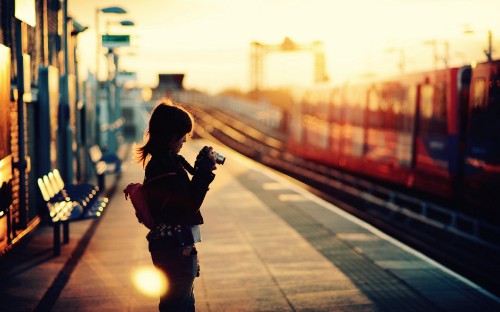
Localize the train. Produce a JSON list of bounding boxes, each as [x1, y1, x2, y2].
[[287, 59, 500, 221]]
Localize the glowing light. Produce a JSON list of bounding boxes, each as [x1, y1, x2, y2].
[[132, 267, 168, 297]]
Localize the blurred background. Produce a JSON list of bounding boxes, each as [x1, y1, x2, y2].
[[70, 0, 500, 94]]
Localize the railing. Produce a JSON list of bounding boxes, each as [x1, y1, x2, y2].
[[171, 91, 284, 130]]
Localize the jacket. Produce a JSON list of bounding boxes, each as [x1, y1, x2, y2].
[[144, 151, 214, 250]]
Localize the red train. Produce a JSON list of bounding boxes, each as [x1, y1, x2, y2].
[[287, 60, 500, 220]]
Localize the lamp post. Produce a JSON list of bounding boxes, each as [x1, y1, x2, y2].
[[386, 48, 405, 75], [464, 26, 494, 62], [94, 6, 127, 148], [423, 39, 449, 71], [105, 20, 135, 153]]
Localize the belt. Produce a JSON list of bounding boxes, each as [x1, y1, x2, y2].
[[182, 245, 197, 256]]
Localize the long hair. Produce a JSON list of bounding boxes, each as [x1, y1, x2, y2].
[[134, 100, 194, 167]]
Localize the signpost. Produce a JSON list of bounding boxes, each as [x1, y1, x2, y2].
[[102, 35, 130, 48], [117, 71, 137, 84], [102, 34, 131, 152]]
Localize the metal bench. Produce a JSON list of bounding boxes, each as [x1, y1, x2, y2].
[[37, 169, 108, 255], [88, 145, 123, 190]]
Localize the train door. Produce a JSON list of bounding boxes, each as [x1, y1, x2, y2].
[[463, 60, 500, 219], [399, 83, 418, 170], [340, 84, 366, 170], [453, 66, 472, 201], [413, 68, 460, 198]]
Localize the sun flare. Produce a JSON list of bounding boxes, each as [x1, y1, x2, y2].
[[132, 266, 168, 297]]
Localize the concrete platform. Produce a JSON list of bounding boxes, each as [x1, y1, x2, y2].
[[0, 139, 499, 311]]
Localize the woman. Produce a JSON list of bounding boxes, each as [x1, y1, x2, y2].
[[133, 100, 216, 311]]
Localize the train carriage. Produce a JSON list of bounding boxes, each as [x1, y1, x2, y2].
[[463, 60, 500, 218], [287, 60, 500, 221], [411, 66, 467, 198]]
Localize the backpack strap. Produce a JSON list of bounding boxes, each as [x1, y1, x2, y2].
[[144, 172, 176, 185], [143, 172, 176, 212], [177, 155, 195, 175]]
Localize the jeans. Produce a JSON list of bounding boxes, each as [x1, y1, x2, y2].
[[151, 246, 199, 312]]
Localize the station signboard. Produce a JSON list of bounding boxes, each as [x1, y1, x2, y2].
[[117, 71, 137, 84], [102, 35, 131, 48]]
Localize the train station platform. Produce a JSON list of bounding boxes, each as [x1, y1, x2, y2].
[[1, 139, 499, 312]]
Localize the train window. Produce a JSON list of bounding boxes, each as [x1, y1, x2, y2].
[[435, 83, 446, 117], [421, 85, 433, 118], [332, 89, 342, 107], [419, 83, 447, 135], [335, 89, 344, 122], [434, 82, 447, 134], [380, 96, 389, 111], [420, 85, 433, 135], [381, 96, 393, 129], [368, 88, 379, 112], [472, 78, 486, 109], [366, 87, 379, 128], [352, 87, 366, 127], [328, 89, 340, 122], [407, 86, 417, 118], [482, 75, 500, 142], [393, 98, 403, 130], [489, 76, 500, 114], [393, 99, 402, 114], [302, 92, 312, 115], [317, 91, 328, 120], [401, 85, 417, 133], [468, 77, 491, 139]]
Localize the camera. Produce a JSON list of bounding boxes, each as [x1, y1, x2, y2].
[[205, 146, 226, 165], [198, 146, 225, 165]]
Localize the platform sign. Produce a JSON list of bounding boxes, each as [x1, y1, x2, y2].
[[117, 71, 137, 84], [102, 35, 131, 48], [15, 0, 36, 26]]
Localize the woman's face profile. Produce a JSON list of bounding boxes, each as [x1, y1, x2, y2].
[[170, 134, 187, 154]]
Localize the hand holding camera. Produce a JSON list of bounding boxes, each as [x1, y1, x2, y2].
[[195, 146, 225, 172]]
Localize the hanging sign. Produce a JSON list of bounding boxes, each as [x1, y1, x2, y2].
[[15, 0, 36, 26], [102, 35, 131, 48], [117, 71, 137, 84]]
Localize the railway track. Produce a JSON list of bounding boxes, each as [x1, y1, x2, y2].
[[189, 104, 500, 298]]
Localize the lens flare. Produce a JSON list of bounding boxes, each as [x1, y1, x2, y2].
[[132, 266, 168, 297]]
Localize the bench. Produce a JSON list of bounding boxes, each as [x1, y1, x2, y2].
[[88, 145, 124, 190], [37, 169, 108, 256]]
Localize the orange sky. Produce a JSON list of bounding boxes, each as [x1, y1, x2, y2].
[[69, 0, 500, 93]]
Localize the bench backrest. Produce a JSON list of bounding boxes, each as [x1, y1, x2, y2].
[[37, 172, 73, 222], [89, 145, 103, 163]]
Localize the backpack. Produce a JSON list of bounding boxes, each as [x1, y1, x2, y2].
[[124, 173, 175, 229]]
